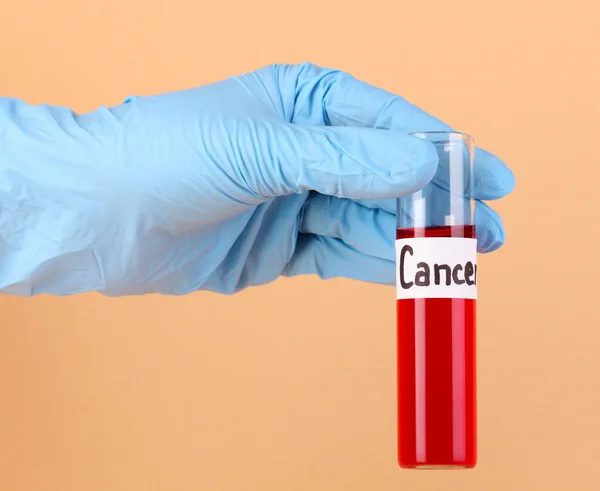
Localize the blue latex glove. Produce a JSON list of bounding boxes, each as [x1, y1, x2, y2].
[[0, 63, 514, 296]]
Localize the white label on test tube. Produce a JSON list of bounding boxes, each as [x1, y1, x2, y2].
[[395, 238, 478, 300]]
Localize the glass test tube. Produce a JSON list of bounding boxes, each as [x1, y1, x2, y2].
[[396, 131, 477, 469]]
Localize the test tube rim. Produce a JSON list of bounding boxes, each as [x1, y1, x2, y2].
[[409, 130, 474, 142], [409, 130, 475, 143]]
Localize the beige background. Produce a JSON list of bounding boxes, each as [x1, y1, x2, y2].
[[1, 1, 599, 490]]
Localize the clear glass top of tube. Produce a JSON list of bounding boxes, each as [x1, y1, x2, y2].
[[397, 131, 475, 231]]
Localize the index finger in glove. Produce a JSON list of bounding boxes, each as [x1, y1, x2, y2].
[[270, 63, 515, 201]]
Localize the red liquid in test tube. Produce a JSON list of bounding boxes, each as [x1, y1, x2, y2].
[[396, 224, 476, 469]]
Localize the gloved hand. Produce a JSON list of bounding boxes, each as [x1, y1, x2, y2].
[[0, 62, 514, 296]]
